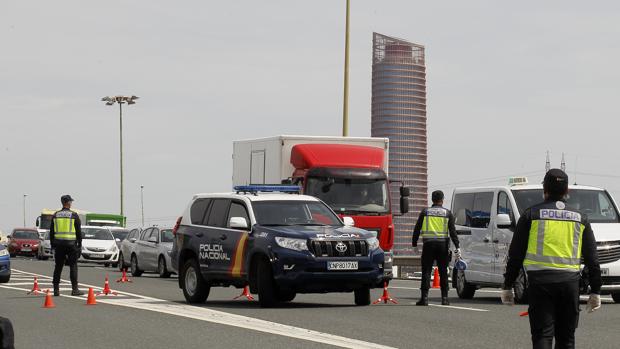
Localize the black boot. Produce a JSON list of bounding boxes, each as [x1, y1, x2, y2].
[[441, 297, 450, 306], [53, 286, 60, 297], [71, 288, 84, 296], [416, 290, 429, 306]]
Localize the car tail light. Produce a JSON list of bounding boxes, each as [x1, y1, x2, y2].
[[172, 216, 182, 236]]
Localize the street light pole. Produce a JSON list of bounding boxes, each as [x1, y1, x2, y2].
[[23, 194, 28, 227], [140, 185, 145, 227], [101, 95, 139, 218], [342, 0, 351, 137]]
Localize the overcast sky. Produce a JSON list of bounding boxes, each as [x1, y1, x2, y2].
[[1, 1, 619, 232]]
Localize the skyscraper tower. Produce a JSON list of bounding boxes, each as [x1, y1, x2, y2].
[[371, 33, 427, 255]]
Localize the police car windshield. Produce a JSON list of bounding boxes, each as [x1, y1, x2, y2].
[[253, 201, 342, 227], [12, 231, 39, 239], [81, 228, 113, 240], [512, 189, 620, 224], [305, 177, 389, 214]]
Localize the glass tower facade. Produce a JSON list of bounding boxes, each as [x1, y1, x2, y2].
[[371, 32, 428, 255]]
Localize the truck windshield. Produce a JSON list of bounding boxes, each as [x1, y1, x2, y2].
[[512, 189, 620, 224], [253, 201, 342, 227], [39, 215, 53, 230], [305, 177, 389, 214]]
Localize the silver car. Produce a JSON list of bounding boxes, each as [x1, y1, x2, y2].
[[119, 228, 142, 271], [130, 227, 174, 278], [37, 232, 53, 260]]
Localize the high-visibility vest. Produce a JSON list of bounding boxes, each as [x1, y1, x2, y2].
[[53, 210, 77, 241], [523, 207, 584, 272], [421, 207, 449, 241]]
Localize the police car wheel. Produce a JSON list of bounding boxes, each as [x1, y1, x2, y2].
[[257, 259, 277, 308], [0, 274, 9, 283], [354, 288, 371, 306], [456, 270, 475, 299], [513, 269, 529, 304], [130, 255, 143, 277], [158, 256, 171, 278], [181, 259, 210, 303], [612, 293, 620, 304], [276, 290, 296, 302]]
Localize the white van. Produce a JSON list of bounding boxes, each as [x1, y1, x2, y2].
[[451, 183, 620, 304]]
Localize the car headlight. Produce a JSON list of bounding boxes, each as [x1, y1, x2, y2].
[[0, 249, 8, 257], [109, 244, 118, 252], [275, 237, 308, 251], [366, 237, 380, 251]]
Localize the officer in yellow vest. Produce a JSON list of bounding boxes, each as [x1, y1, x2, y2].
[[503, 169, 601, 349], [50, 195, 83, 296], [412, 190, 460, 306]]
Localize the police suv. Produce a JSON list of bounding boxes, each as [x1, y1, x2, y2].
[[452, 179, 620, 304], [171, 186, 385, 307]]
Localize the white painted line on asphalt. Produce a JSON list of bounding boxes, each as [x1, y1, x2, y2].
[[5, 269, 397, 349], [390, 286, 502, 294], [427, 304, 489, 312]]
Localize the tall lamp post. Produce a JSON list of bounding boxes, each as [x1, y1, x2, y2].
[[140, 185, 145, 227], [23, 194, 28, 227], [342, 0, 351, 137], [101, 95, 139, 217]]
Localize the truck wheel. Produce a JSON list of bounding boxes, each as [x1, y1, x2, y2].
[[0, 274, 9, 283], [181, 259, 210, 303], [276, 290, 296, 302], [130, 255, 143, 277], [612, 293, 620, 304], [354, 288, 371, 306], [158, 256, 171, 278], [118, 253, 125, 271], [456, 269, 476, 299], [514, 269, 529, 304], [257, 259, 277, 308]]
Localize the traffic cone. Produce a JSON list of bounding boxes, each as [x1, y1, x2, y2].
[[86, 288, 97, 305], [233, 286, 254, 301], [373, 281, 398, 305], [97, 275, 118, 296], [432, 267, 441, 289], [43, 290, 55, 308], [519, 311, 529, 317], [27, 277, 42, 295], [116, 268, 132, 283]]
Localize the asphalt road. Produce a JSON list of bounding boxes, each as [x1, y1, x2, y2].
[[1, 257, 618, 349]]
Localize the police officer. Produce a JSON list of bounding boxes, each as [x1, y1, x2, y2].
[[412, 190, 460, 306], [502, 169, 602, 349], [50, 195, 84, 296]]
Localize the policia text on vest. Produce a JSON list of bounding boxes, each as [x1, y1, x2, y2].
[[503, 169, 601, 349], [49, 195, 84, 297]]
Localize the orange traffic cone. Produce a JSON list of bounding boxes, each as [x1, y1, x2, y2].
[[116, 268, 132, 283], [432, 267, 441, 289], [43, 290, 55, 308], [86, 288, 97, 305], [373, 281, 398, 304], [97, 275, 118, 296], [233, 286, 254, 301], [27, 277, 42, 295], [520, 311, 529, 317]]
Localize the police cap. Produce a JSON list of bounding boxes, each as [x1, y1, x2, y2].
[[543, 169, 569, 197], [432, 190, 444, 203], [61, 195, 74, 204]]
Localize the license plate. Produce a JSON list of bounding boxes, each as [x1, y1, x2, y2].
[[21, 248, 31, 252], [327, 261, 358, 271], [89, 254, 104, 259], [601, 268, 609, 276]]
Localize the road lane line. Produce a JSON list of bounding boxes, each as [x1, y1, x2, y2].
[[427, 304, 489, 312], [6, 269, 396, 349]]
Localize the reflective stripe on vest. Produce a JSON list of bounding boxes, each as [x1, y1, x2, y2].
[[421, 208, 449, 241], [523, 213, 584, 272], [54, 210, 76, 241]]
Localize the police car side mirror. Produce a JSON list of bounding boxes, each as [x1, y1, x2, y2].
[[343, 216, 355, 227], [229, 217, 249, 230], [496, 214, 513, 229]]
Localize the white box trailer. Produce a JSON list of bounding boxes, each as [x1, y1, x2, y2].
[[232, 135, 389, 185]]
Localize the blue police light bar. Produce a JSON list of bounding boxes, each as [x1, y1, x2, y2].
[[234, 185, 302, 194]]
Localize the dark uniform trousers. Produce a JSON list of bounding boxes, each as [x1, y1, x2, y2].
[[53, 245, 80, 288], [528, 281, 580, 349], [420, 241, 450, 295]]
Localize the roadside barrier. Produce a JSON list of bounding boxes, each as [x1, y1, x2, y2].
[[233, 286, 254, 301], [97, 275, 118, 296], [27, 277, 42, 295], [116, 268, 132, 283], [373, 281, 398, 305], [432, 268, 440, 289], [86, 288, 97, 305], [43, 290, 55, 308]]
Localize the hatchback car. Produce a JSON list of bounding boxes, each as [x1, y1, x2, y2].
[[7, 228, 40, 257], [79, 226, 119, 267], [37, 231, 53, 260], [130, 227, 174, 278], [119, 228, 141, 271], [0, 244, 10, 283], [109, 227, 130, 249]]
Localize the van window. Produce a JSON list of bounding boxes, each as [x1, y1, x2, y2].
[[206, 199, 231, 228], [452, 192, 493, 228], [228, 202, 250, 228], [498, 191, 515, 221], [190, 199, 211, 225]]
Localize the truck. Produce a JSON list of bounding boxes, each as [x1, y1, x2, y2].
[[36, 209, 87, 236], [233, 135, 410, 277], [36, 209, 125, 235]]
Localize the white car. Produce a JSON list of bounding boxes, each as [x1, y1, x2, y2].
[[37, 231, 53, 260], [79, 226, 119, 267]]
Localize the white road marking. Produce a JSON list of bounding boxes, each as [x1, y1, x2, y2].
[[3, 269, 396, 349], [427, 304, 489, 312]]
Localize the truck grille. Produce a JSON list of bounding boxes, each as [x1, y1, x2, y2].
[[309, 240, 368, 257], [597, 241, 620, 265]]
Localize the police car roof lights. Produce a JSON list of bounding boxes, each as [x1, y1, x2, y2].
[[233, 185, 302, 195]]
